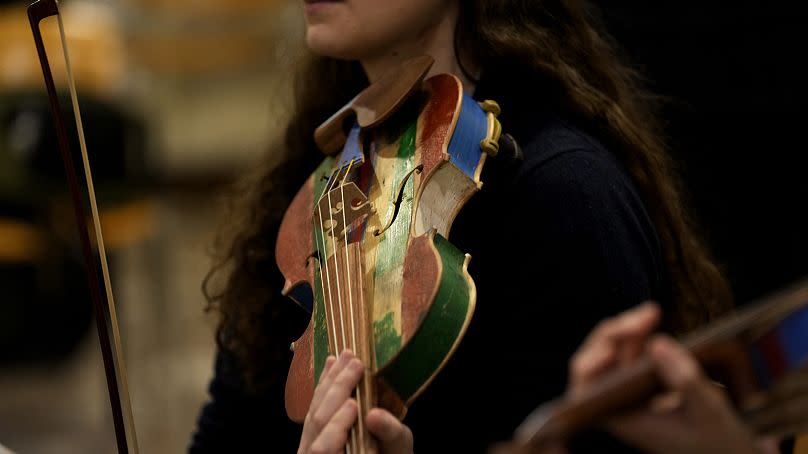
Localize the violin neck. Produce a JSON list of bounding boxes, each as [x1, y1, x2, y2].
[[324, 241, 378, 454]]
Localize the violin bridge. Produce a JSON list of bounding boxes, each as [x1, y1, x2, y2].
[[314, 182, 375, 240]]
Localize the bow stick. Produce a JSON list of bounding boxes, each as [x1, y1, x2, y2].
[[27, 0, 139, 452]]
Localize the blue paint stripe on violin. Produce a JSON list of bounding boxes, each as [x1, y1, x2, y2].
[[750, 303, 808, 387], [447, 93, 488, 179], [337, 125, 364, 169], [777, 303, 808, 367]]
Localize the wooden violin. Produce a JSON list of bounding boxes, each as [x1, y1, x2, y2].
[[276, 55, 507, 453], [498, 278, 808, 453]]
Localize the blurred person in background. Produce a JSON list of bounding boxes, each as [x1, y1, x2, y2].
[[558, 303, 782, 454], [191, 0, 736, 452]]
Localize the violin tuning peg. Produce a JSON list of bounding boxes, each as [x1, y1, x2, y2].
[[480, 99, 501, 116], [499, 133, 523, 162]]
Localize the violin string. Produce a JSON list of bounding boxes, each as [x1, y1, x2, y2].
[[320, 165, 359, 454], [317, 168, 355, 453], [317, 170, 341, 356], [339, 159, 365, 451], [326, 164, 357, 454], [340, 160, 359, 358], [326, 168, 349, 354]]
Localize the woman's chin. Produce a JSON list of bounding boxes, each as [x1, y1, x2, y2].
[[305, 31, 363, 60]]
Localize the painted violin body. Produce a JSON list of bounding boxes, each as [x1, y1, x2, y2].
[[276, 56, 504, 452]]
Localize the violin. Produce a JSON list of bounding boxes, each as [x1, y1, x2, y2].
[[498, 278, 808, 453], [276, 55, 509, 453]]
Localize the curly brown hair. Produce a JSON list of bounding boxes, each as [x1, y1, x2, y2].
[[204, 0, 733, 390]]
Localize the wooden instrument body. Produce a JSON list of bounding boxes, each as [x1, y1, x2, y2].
[[276, 72, 499, 422]]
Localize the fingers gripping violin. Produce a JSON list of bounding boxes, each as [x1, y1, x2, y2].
[[276, 56, 506, 453]]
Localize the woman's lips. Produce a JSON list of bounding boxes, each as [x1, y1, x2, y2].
[[303, 0, 342, 15], [304, 0, 341, 14]]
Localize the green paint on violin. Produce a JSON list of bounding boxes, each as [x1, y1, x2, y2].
[[379, 233, 474, 403], [313, 157, 335, 383], [313, 265, 328, 384], [373, 312, 400, 366], [373, 122, 416, 276], [372, 122, 416, 366]]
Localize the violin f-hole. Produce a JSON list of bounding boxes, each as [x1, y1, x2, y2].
[[374, 164, 423, 236]]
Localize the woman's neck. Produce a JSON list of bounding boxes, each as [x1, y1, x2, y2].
[[359, 5, 477, 94]]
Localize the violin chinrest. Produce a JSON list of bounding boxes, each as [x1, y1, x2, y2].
[[314, 55, 434, 155]]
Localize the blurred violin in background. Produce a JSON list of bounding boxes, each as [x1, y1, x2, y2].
[[498, 279, 808, 454]]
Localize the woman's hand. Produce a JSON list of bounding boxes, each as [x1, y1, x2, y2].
[[297, 350, 414, 454], [366, 407, 414, 454], [568, 303, 769, 454]]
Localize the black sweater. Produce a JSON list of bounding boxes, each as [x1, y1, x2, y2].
[[189, 75, 669, 453]]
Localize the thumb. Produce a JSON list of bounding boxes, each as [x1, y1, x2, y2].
[[648, 335, 703, 391], [366, 408, 413, 454], [648, 335, 723, 410]]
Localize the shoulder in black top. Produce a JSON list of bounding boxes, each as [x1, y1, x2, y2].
[[189, 77, 669, 453]]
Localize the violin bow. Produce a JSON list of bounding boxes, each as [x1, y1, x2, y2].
[[27, 0, 139, 452]]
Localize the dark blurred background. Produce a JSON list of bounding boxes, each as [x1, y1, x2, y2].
[[0, 1, 806, 452], [602, 3, 808, 302]]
